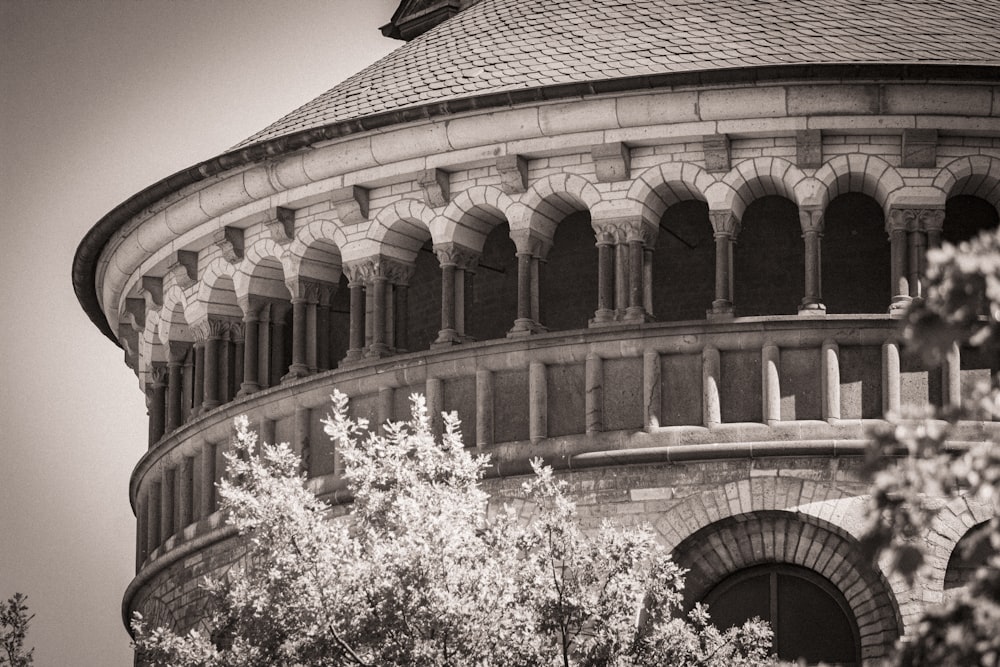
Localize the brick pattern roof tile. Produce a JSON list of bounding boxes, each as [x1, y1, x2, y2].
[[238, 0, 1000, 147]]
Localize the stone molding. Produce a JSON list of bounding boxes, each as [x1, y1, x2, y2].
[[212, 227, 244, 263], [264, 206, 295, 244]]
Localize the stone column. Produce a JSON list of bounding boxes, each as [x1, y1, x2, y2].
[[316, 284, 333, 371], [368, 269, 390, 355], [917, 209, 945, 298], [924, 208, 945, 249], [181, 348, 194, 422], [708, 211, 739, 318], [886, 208, 913, 313], [345, 266, 366, 362], [614, 240, 628, 317], [799, 207, 826, 314], [160, 467, 174, 545], [508, 230, 547, 336], [270, 302, 289, 386], [199, 318, 227, 412], [433, 244, 478, 346], [165, 343, 188, 432], [643, 246, 654, 316], [623, 221, 653, 321], [394, 281, 409, 352], [178, 455, 194, 528], [192, 341, 205, 416], [593, 229, 615, 323], [230, 322, 244, 397], [256, 303, 271, 389], [702, 346, 722, 427], [147, 365, 167, 447], [908, 224, 926, 299], [284, 281, 312, 379], [147, 480, 161, 555], [200, 441, 216, 518]]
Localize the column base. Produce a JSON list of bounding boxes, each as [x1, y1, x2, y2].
[[235, 383, 259, 398], [364, 345, 392, 359], [344, 349, 365, 362], [623, 307, 651, 323], [591, 308, 615, 324], [432, 329, 462, 347], [888, 295, 912, 317], [707, 301, 734, 321], [507, 319, 546, 337], [797, 301, 826, 317], [281, 365, 311, 382]]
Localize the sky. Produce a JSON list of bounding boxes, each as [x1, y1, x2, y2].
[[0, 1, 397, 663]]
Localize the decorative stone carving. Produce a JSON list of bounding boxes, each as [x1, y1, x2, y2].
[[902, 129, 937, 168], [885, 207, 920, 233], [591, 142, 631, 182], [703, 134, 731, 172], [331, 185, 370, 224], [496, 154, 528, 193], [212, 227, 244, 263], [798, 207, 824, 234], [228, 321, 245, 343], [708, 210, 740, 237], [433, 242, 480, 269], [118, 325, 140, 370], [796, 129, 822, 168], [168, 250, 198, 289], [192, 317, 230, 341], [149, 363, 169, 387], [343, 257, 416, 285], [286, 278, 323, 302], [919, 208, 945, 233], [264, 206, 295, 244], [418, 168, 450, 207]]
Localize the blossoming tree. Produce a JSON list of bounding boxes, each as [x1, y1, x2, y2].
[[134, 392, 772, 666]]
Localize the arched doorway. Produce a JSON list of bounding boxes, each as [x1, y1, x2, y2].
[[703, 563, 861, 665]]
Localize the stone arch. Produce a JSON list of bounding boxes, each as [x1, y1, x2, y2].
[[720, 157, 808, 221], [813, 154, 904, 213], [944, 520, 994, 594], [510, 172, 601, 242], [437, 185, 515, 252], [367, 198, 436, 262], [191, 258, 242, 324], [233, 239, 293, 303], [157, 284, 194, 347], [138, 309, 167, 379], [653, 475, 867, 551], [627, 162, 713, 225], [287, 219, 347, 283], [934, 155, 1000, 212], [138, 594, 178, 634], [671, 511, 903, 662]]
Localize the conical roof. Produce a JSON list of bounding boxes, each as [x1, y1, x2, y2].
[[239, 0, 1000, 147]]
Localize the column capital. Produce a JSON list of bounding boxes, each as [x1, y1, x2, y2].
[[918, 208, 945, 233], [228, 321, 245, 343], [344, 256, 416, 285], [433, 242, 480, 270], [708, 210, 740, 238], [149, 363, 168, 387], [285, 278, 324, 303], [192, 317, 230, 341], [509, 228, 551, 258], [166, 341, 191, 364], [885, 207, 923, 233], [798, 207, 824, 235]]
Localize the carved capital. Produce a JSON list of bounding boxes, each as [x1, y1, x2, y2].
[[149, 363, 169, 387], [193, 317, 230, 341], [286, 279, 323, 302], [343, 261, 370, 286], [167, 250, 198, 289], [509, 228, 550, 257], [418, 168, 450, 207], [433, 242, 480, 270], [264, 206, 295, 244], [919, 208, 945, 233], [798, 207, 824, 235], [167, 341, 192, 364], [331, 185, 370, 224], [886, 208, 920, 233], [496, 154, 528, 194], [228, 321, 245, 343], [212, 226, 245, 263], [708, 210, 740, 238]]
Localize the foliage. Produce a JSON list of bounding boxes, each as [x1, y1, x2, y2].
[[1, 593, 34, 667], [862, 228, 1000, 665], [133, 392, 772, 666]]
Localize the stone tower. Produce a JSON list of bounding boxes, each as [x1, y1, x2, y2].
[[73, 1, 1000, 663]]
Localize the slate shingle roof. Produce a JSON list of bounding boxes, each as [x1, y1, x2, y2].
[[238, 0, 1000, 147]]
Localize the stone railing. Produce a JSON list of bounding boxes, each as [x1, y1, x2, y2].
[[129, 314, 998, 573]]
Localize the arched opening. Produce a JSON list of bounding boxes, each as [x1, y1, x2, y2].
[[204, 275, 243, 403], [650, 200, 714, 322], [945, 522, 995, 594], [540, 210, 596, 332], [406, 240, 442, 351], [328, 273, 350, 362], [944, 195, 999, 244], [468, 222, 518, 341], [246, 256, 292, 389], [822, 193, 890, 313], [733, 195, 802, 316], [704, 563, 861, 666]]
